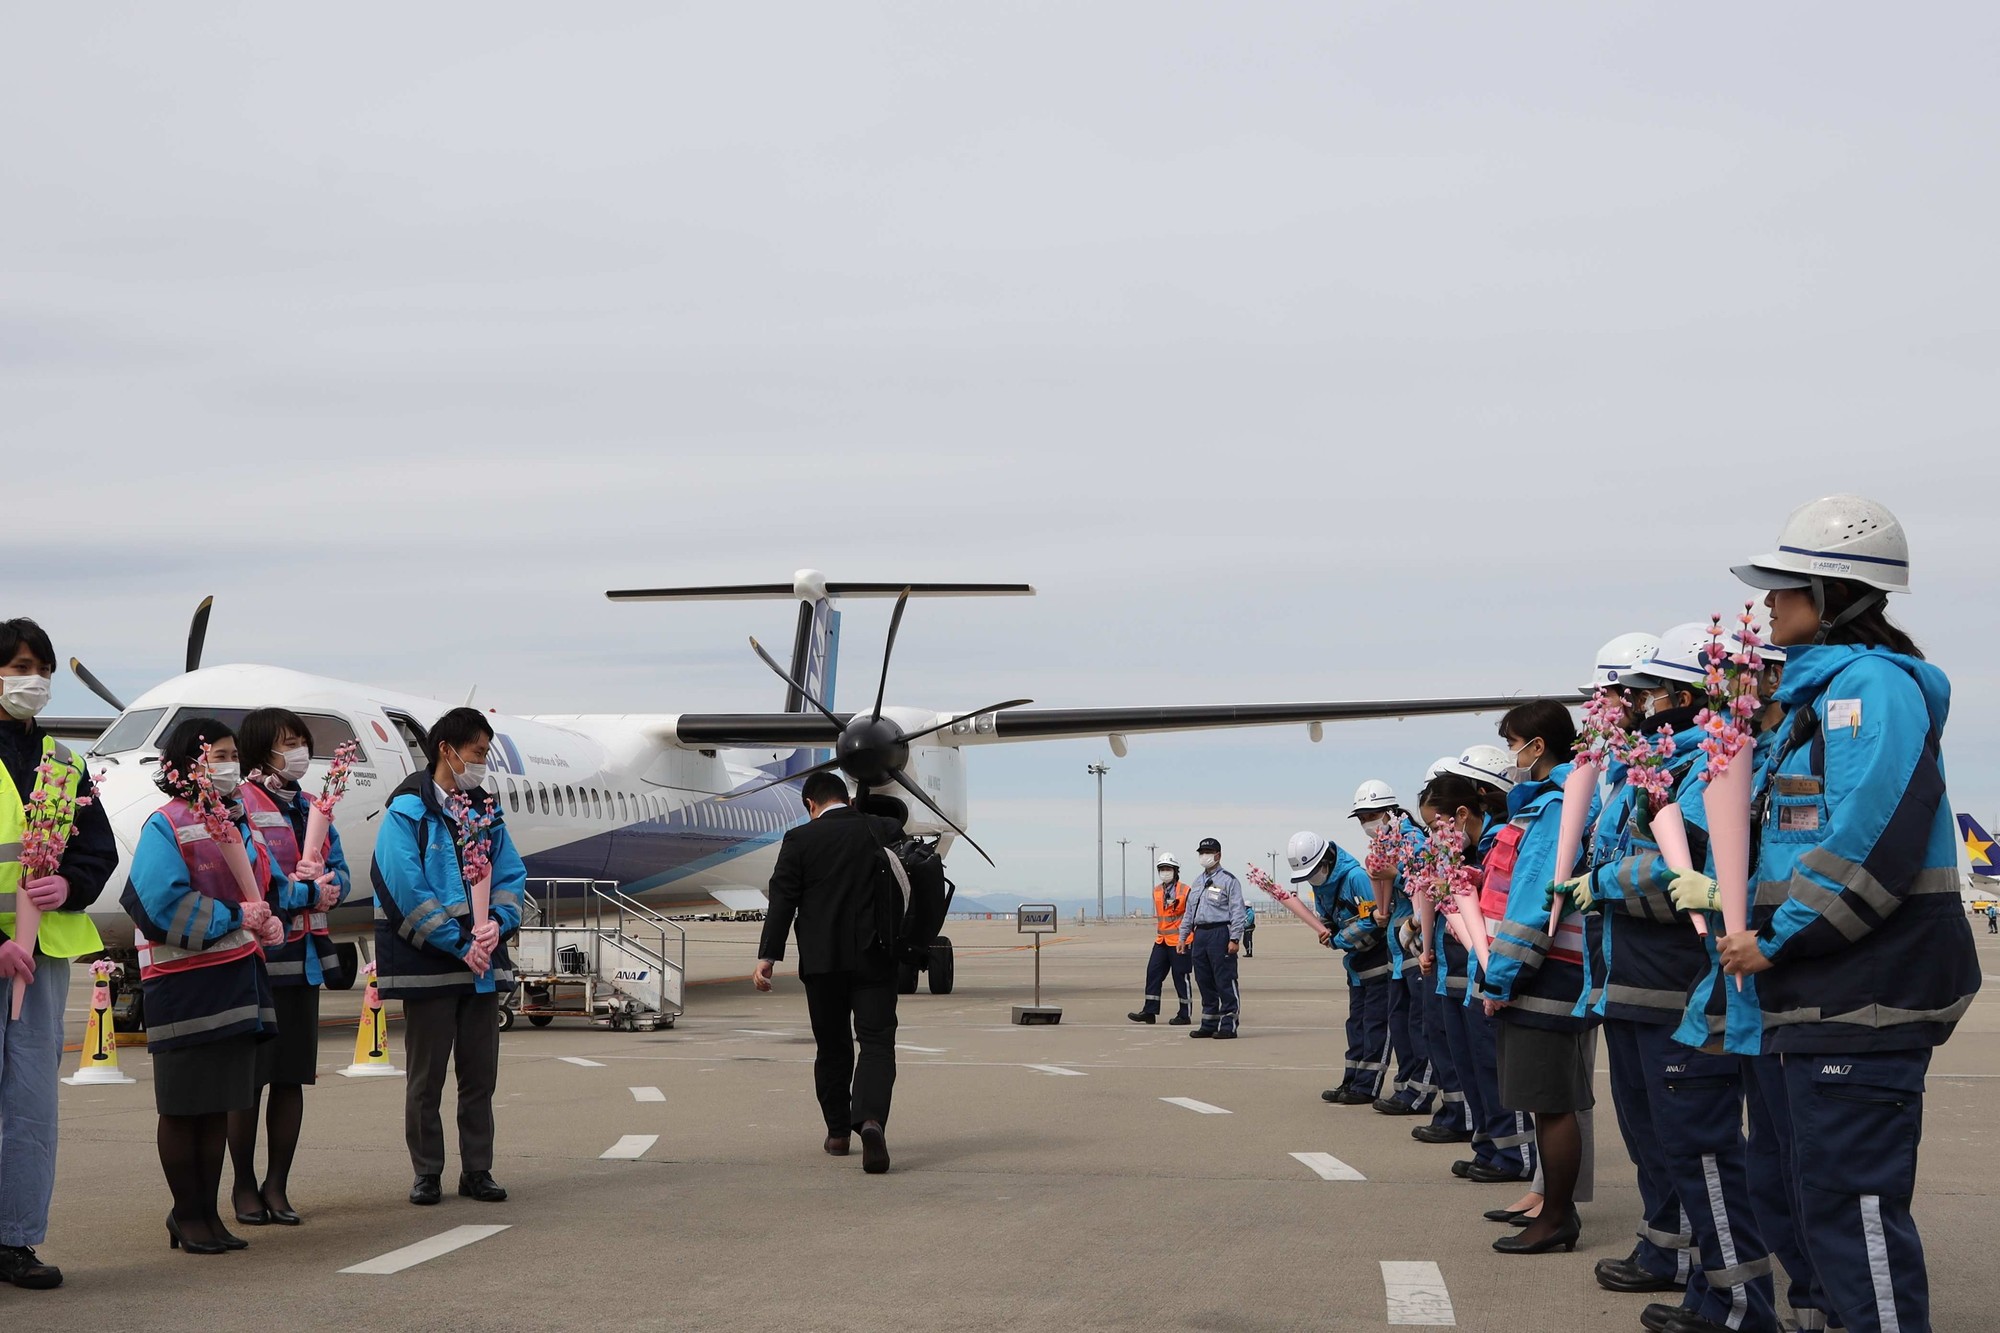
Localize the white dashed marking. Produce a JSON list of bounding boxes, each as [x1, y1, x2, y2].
[[1161, 1097, 1230, 1115], [1290, 1151, 1366, 1181], [601, 1135, 659, 1160], [629, 1086, 665, 1102], [896, 1044, 947, 1054], [558, 1057, 605, 1068], [734, 1029, 789, 1036], [1381, 1260, 1455, 1325], [1026, 1064, 1086, 1076], [340, 1225, 510, 1275]]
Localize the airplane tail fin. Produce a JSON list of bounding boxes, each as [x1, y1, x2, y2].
[[1959, 813, 1998, 878]]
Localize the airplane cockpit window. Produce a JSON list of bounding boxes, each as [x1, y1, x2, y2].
[[90, 706, 169, 757], [299, 714, 365, 761]]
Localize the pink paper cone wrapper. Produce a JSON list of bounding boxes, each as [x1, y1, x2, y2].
[[1546, 761, 1602, 939], [1450, 886, 1490, 973], [9, 901, 37, 1020], [1705, 759, 1754, 989], [1270, 888, 1324, 932], [302, 806, 333, 869], [1442, 905, 1478, 963], [470, 874, 494, 976], [1413, 892, 1437, 958], [1651, 803, 1707, 938], [1370, 873, 1394, 916], [218, 836, 262, 905]]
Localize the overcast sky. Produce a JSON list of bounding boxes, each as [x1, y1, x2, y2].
[[8, 4, 1996, 904]]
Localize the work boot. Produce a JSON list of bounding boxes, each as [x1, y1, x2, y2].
[[1167, 1013, 1191, 1026], [1127, 1012, 1156, 1024], [1372, 1097, 1423, 1116], [1596, 1256, 1682, 1293], [859, 1121, 891, 1175], [0, 1246, 61, 1289], [1411, 1124, 1472, 1144], [1188, 1027, 1216, 1039]]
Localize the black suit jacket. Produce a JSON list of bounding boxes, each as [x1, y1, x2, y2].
[[757, 806, 904, 976]]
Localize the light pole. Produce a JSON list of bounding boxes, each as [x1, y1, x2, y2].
[[1087, 763, 1109, 922], [1268, 851, 1279, 882], [1118, 838, 1129, 917]]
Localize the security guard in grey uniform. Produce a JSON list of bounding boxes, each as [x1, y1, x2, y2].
[[1178, 837, 1245, 1039]]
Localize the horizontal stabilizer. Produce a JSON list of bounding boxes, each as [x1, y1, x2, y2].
[[608, 579, 1033, 603]]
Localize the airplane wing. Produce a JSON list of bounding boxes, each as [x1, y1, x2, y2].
[[672, 693, 1547, 749], [40, 716, 116, 742]]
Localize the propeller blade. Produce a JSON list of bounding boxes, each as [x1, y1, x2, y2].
[[67, 658, 125, 712], [886, 766, 993, 866], [720, 756, 843, 802], [185, 596, 214, 674], [898, 698, 1035, 745], [747, 636, 844, 730], [871, 588, 910, 723]]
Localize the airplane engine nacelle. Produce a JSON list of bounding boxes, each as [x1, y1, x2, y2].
[[879, 743, 967, 850]]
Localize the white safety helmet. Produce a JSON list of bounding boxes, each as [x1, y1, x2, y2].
[[1349, 780, 1400, 817], [1647, 622, 1715, 687], [1442, 744, 1517, 793], [1424, 756, 1454, 782], [1733, 494, 1909, 594], [1286, 830, 1331, 883], [1155, 852, 1180, 871], [1581, 631, 1664, 694]]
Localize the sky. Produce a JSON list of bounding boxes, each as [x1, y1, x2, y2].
[[7, 4, 1997, 906]]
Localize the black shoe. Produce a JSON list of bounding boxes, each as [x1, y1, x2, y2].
[[233, 1205, 271, 1226], [1214, 1030, 1238, 1040], [1655, 1309, 1735, 1333], [1321, 1086, 1351, 1103], [0, 1245, 62, 1289], [1127, 1012, 1157, 1024], [824, 1134, 851, 1157], [211, 1222, 248, 1251], [458, 1171, 508, 1202], [165, 1214, 226, 1256], [1412, 1124, 1473, 1144], [1167, 1014, 1191, 1026], [1451, 1159, 1474, 1178], [859, 1121, 890, 1175], [409, 1175, 443, 1206], [1597, 1257, 1684, 1293], [1492, 1208, 1580, 1254], [1372, 1098, 1423, 1116], [1483, 1206, 1534, 1225], [1189, 1028, 1216, 1039], [1465, 1161, 1530, 1184], [1640, 1305, 1686, 1333], [1334, 1087, 1376, 1106]]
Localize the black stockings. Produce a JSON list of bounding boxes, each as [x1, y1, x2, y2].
[[159, 1112, 230, 1244], [228, 1083, 305, 1215]]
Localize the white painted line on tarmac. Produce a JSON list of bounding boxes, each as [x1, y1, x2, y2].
[[896, 1044, 947, 1053], [1290, 1151, 1366, 1181], [340, 1225, 510, 1275], [629, 1086, 665, 1102], [557, 1057, 605, 1067], [1381, 1260, 1455, 1326], [601, 1134, 659, 1160], [1026, 1064, 1086, 1076], [734, 1028, 789, 1036], [1161, 1097, 1231, 1115]]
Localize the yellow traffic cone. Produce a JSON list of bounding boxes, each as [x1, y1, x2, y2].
[[339, 962, 403, 1078], [63, 960, 135, 1085]]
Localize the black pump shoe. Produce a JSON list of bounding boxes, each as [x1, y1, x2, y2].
[[1492, 1208, 1581, 1255], [166, 1214, 226, 1256], [1483, 1206, 1535, 1225], [211, 1222, 248, 1251]]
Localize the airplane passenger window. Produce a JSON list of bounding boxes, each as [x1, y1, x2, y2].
[[616, 793, 628, 822], [591, 789, 603, 820], [90, 706, 168, 756], [566, 787, 578, 817], [505, 782, 519, 814], [537, 783, 549, 815]]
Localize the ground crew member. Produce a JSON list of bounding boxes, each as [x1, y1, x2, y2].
[[1352, 781, 1434, 1116], [226, 708, 353, 1228], [1674, 495, 1979, 1333], [1241, 903, 1255, 957], [1290, 828, 1386, 1102], [1553, 626, 1778, 1331], [1129, 853, 1192, 1024], [1411, 758, 1475, 1147], [0, 619, 115, 1288], [373, 706, 526, 1208], [1178, 837, 1243, 1039]]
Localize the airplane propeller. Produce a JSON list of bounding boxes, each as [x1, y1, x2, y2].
[[726, 588, 1032, 865], [66, 595, 216, 716]]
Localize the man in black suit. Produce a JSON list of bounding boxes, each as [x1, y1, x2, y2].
[[753, 772, 905, 1174]]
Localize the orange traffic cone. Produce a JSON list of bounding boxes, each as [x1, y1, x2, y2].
[[63, 960, 135, 1085], [339, 962, 403, 1078]]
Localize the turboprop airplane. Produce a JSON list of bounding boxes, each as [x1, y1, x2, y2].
[[53, 573, 1551, 998]]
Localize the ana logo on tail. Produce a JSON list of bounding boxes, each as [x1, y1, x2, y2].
[[1958, 813, 1998, 878]]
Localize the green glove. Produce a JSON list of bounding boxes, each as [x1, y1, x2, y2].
[[1668, 869, 1720, 913], [1541, 875, 1595, 914]]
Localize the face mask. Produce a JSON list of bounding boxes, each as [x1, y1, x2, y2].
[[278, 746, 311, 782], [1507, 742, 1537, 781], [1307, 864, 1331, 888], [1199, 853, 1219, 871], [0, 675, 50, 720], [207, 762, 242, 796]]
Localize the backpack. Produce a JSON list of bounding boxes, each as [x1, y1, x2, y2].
[[883, 835, 954, 962]]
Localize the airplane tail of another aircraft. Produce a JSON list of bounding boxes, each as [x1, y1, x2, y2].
[[1959, 813, 1998, 878]]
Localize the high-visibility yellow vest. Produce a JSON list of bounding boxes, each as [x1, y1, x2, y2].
[[0, 736, 105, 958]]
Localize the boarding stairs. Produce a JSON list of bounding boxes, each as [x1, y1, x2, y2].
[[505, 879, 686, 1032]]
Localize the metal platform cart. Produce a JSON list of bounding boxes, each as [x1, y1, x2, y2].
[[504, 879, 686, 1032]]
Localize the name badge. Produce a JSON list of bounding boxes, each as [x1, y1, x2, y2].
[[1778, 804, 1821, 833], [1774, 775, 1823, 797], [1827, 698, 1862, 732], [1208, 887, 1227, 901]]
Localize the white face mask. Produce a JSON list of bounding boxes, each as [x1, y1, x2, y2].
[[1307, 863, 1331, 887], [1507, 741, 1538, 781], [1199, 853, 1220, 871], [444, 747, 488, 792], [207, 762, 242, 797], [277, 746, 311, 783], [0, 675, 51, 721], [1158, 870, 1176, 886]]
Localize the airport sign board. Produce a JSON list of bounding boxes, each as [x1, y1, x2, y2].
[[1016, 903, 1057, 934]]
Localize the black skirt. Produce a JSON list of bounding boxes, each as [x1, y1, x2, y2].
[[154, 1033, 260, 1116], [255, 986, 322, 1087], [1494, 1020, 1596, 1114]]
